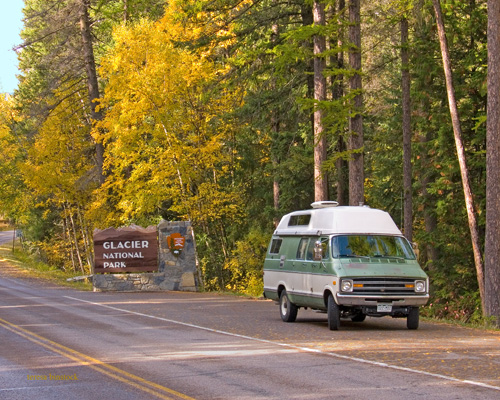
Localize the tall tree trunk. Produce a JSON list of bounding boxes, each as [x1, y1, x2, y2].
[[313, 0, 328, 201], [485, 0, 500, 326], [271, 6, 280, 227], [301, 3, 315, 150], [331, 0, 348, 205], [431, 0, 485, 308], [68, 207, 85, 274], [401, 16, 413, 242], [414, 0, 439, 267], [123, 0, 129, 23], [348, 0, 364, 205], [79, 0, 105, 184], [77, 204, 93, 271], [63, 214, 77, 272], [419, 129, 440, 267]]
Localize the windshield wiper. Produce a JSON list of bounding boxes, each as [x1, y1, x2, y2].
[[372, 254, 407, 260], [349, 254, 370, 259]]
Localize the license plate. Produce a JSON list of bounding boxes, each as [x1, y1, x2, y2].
[[377, 303, 392, 312]]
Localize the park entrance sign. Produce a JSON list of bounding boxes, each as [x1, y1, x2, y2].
[[94, 225, 158, 273], [92, 221, 199, 292]]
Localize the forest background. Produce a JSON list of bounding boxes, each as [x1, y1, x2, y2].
[[0, 0, 498, 325]]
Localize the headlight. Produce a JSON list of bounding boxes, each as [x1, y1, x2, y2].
[[415, 280, 426, 293], [341, 279, 353, 292]]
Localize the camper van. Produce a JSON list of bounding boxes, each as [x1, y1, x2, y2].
[[263, 201, 429, 330]]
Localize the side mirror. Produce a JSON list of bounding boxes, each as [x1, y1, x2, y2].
[[412, 242, 420, 259], [313, 241, 323, 261]]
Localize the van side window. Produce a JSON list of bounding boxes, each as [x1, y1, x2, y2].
[[288, 214, 311, 226], [306, 239, 316, 260], [296, 238, 309, 259], [269, 238, 282, 254]]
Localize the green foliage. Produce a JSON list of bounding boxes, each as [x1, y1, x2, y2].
[[364, 0, 487, 321]]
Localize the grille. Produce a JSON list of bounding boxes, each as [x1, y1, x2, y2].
[[350, 277, 418, 296]]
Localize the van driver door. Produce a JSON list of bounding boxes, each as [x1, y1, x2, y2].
[[305, 237, 329, 303]]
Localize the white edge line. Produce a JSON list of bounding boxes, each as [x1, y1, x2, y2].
[[0, 385, 73, 392], [64, 296, 500, 392]]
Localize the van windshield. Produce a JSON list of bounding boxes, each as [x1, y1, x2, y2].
[[331, 235, 416, 260]]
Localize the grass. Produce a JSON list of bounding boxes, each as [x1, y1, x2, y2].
[[420, 312, 500, 331], [0, 240, 92, 291]]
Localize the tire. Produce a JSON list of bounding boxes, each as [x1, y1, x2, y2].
[[351, 313, 366, 322], [407, 307, 419, 330], [279, 290, 298, 322], [327, 294, 340, 330]]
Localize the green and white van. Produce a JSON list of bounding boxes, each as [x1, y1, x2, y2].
[[263, 201, 429, 330]]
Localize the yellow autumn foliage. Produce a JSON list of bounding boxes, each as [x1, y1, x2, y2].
[[0, 96, 17, 208], [0, 95, 31, 222], [92, 4, 244, 228], [22, 91, 95, 204]]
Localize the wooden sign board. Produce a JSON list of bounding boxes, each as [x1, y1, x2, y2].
[[94, 225, 158, 273]]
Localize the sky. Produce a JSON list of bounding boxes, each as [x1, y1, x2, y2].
[[0, 0, 24, 94]]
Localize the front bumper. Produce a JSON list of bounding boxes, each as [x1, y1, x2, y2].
[[336, 293, 429, 306]]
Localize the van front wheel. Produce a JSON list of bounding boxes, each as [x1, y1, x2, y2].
[[327, 294, 340, 330], [279, 290, 298, 322], [407, 307, 419, 330]]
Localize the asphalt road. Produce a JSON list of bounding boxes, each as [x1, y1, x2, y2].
[[0, 230, 15, 245], [0, 258, 499, 399]]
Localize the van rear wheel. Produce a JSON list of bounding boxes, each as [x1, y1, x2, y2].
[[279, 290, 298, 322], [327, 294, 340, 330]]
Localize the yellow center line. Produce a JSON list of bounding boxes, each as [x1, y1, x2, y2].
[[0, 317, 195, 400]]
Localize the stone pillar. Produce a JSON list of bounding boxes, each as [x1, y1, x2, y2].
[[158, 220, 199, 291]]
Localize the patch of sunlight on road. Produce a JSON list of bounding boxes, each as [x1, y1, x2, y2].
[[132, 347, 298, 361]]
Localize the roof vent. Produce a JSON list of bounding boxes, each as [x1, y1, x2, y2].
[[311, 201, 339, 209]]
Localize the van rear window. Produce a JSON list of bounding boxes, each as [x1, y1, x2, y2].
[[269, 239, 282, 254], [288, 214, 311, 226]]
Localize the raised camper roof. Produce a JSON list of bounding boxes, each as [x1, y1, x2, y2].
[[274, 202, 402, 236]]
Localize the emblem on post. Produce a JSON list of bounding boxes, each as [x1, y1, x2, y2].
[[167, 232, 186, 256]]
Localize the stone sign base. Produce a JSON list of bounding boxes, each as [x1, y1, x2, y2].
[[93, 220, 200, 292], [93, 271, 197, 292]]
